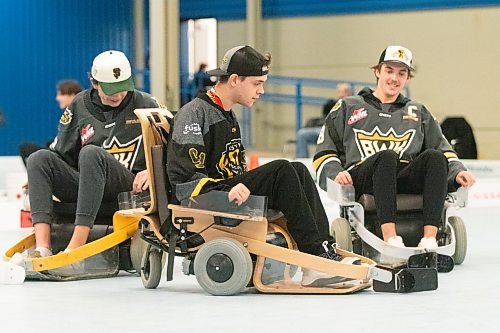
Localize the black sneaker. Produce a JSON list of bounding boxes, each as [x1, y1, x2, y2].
[[301, 241, 361, 287]]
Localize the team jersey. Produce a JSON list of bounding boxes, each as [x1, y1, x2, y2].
[[167, 90, 246, 201], [314, 87, 466, 191], [50, 89, 161, 173]]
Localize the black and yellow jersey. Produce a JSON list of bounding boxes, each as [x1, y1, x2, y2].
[[50, 89, 161, 173], [314, 87, 466, 191], [167, 91, 246, 201]]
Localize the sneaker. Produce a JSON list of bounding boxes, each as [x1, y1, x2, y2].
[[27, 247, 53, 259], [387, 236, 405, 248], [47, 249, 85, 277], [418, 237, 438, 250], [301, 241, 361, 287]]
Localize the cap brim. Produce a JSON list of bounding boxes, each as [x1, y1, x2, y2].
[[206, 68, 229, 76], [382, 60, 414, 71], [100, 76, 135, 95]]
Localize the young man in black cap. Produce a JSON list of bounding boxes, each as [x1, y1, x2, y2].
[[168, 45, 361, 287], [314, 45, 475, 249], [25, 50, 163, 258]]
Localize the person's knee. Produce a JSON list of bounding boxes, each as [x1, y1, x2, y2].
[[291, 161, 309, 175], [423, 149, 447, 166], [27, 149, 56, 172], [374, 150, 399, 168], [78, 145, 108, 165]]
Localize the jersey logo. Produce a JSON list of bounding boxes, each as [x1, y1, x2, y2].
[[353, 126, 416, 161], [403, 105, 419, 121], [348, 108, 368, 125], [317, 125, 326, 144], [216, 139, 246, 178], [81, 124, 95, 145], [189, 148, 206, 169], [183, 123, 202, 135], [102, 136, 142, 170], [59, 108, 73, 125], [331, 99, 342, 112]]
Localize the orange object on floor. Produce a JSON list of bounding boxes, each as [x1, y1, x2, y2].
[[248, 153, 260, 170], [20, 210, 33, 228]]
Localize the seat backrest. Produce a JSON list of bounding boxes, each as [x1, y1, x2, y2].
[[134, 108, 174, 222], [441, 117, 477, 159]]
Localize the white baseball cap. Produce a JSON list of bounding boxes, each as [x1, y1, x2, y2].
[[91, 50, 135, 95], [377, 45, 413, 70]]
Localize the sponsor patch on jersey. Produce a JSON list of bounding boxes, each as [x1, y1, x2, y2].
[[189, 148, 206, 169], [353, 126, 416, 161], [59, 108, 73, 125], [80, 124, 95, 145], [216, 138, 246, 178], [348, 108, 368, 125], [183, 123, 202, 135], [379, 112, 391, 118], [102, 136, 142, 170]]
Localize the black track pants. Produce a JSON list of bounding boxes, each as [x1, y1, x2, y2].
[[349, 149, 448, 227], [219, 160, 332, 255]]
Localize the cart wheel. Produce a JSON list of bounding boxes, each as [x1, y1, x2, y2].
[[449, 216, 467, 265], [331, 218, 353, 251], [194, 238, 253, 296], [130, 229, 149, 275], [141, 246, 163, 289]]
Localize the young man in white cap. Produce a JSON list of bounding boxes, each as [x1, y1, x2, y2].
[[26, 50, 163, 258], [314, 45, 475, 249], [168, 45, 362, 287]]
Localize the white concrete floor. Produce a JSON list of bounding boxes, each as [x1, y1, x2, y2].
[[0, 206, 499, 333]]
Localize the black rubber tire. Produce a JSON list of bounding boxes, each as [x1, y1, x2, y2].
[[194, 238, 253, 296], [141, 246, 163, 289], [130, 229, 149, 275], [449, 216, 467, 265], [331, 218, 353, 251]]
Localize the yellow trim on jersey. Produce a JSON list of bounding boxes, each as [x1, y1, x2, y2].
[[444, 152, 458, 159], [313, 153, 337, 171], [191, 177, 223, 197], [357, 132, 413, 142]]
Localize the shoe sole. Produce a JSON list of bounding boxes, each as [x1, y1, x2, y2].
[[302, 276, 353, 288]]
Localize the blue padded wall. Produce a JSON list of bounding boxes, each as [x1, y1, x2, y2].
[[0, 0, 133, 155], [180, 0, 500, 20]]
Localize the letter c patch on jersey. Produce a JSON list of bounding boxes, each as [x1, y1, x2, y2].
[[189, 148, 206, 169]]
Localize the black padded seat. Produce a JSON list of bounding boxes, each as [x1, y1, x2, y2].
[[359, 194, 423, 213], [53, 201, 118, 225]]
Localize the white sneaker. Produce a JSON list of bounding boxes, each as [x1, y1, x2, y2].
[[387, 236, 405, 248], [27, 247, 53, 258], [418, 237, 438, 250]]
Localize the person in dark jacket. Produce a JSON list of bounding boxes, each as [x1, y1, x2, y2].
[[168, 45, 362, 288], [314, 45, 475, 249], [26, 50, 164, 258]]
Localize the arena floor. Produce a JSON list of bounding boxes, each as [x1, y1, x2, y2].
[[0, 204, 498, 332]]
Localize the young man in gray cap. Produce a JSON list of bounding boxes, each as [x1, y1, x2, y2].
[[168, 45, 362, 287], [314, 45, 475, 249], [26, 50, 164, 258]]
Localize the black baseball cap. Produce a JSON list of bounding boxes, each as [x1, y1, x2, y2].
[[206, 45, 269, 77]]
